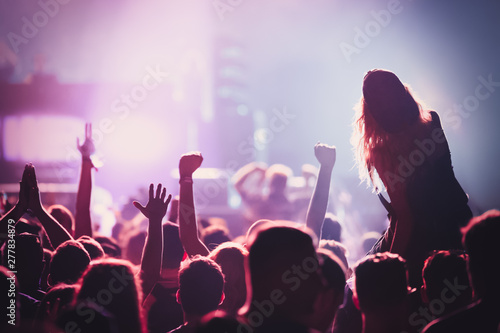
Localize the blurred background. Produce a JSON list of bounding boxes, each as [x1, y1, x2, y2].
[[1, 0, 499, 236]]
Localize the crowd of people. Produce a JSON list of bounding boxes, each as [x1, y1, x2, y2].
[[1, 69, 498, 333]]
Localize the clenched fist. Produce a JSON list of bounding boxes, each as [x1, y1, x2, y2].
[[314, 143, 336, 169], [179, 152, 203, 177]]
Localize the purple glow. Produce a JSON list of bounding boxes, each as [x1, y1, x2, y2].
[[3, 116, 83, 162]]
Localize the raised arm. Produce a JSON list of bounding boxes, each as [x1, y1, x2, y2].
[[178, 152, 209, 257], [232, 162, 267, 200], [75, 123, 95, 238], [133, 183, 171, 298], [0, 165, 30, 242], [26, 164, 73, 249], [305, 143, 336, 242]]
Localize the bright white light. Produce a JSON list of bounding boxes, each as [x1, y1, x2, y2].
[[100, 116, 169, 165], [237, 104, 249, 116], [172, 89, 185, 102], [3, 116, 83, 162]]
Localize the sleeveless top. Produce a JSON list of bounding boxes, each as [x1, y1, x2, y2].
[[371, 111, 472, 286]]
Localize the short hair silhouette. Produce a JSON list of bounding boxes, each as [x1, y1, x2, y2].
[[178, 255, 224, 316], [77, 236, 105, 260], [202, 224, 231, 251], [1, 233, 43, 293], [246, 226, 322, 321], [354, 252, 408, 313], [317, 248, 346, 292], [461, 209, 500, 299], [209, 242, 248, 315], [162, 222, 185, 269], [319, 239, 349, 272], [48, 204, 75, 237], [126, 230, 146, 265], [314, 248, 347, 331], [94, 235, 122, 258], [422, 250, 471, 310], [419, 210, 500, 333], [50, 240, 90, 285], [321, 213, 342, 241]]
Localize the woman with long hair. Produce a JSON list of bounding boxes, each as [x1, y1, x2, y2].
[[351, 69, 472, 286], [75, 258, 146, 333]]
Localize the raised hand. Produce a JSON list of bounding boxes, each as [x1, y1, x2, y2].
[[136, 183, 171, 298], [133, 184, 172, 221], [0, 166, 32, 238], [178, 152, 209, 257], [75, 123, 96, 238], [25, 163, 44, 214], [306, 143, 336, 241], [314, 143, 336, 169], [22, 163, 73, 247], [16, 164, 31, 213], [77, 123, 95, 159], [179, 152, 203, 177]]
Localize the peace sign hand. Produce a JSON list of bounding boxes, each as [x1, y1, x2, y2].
[[77, 123, 95, 159]]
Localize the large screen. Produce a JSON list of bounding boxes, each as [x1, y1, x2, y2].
[[3, 115, 84, 162]]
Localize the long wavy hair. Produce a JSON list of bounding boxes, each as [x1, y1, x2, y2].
[[351, 69, 431, 192], [76, 258, 145, 333]]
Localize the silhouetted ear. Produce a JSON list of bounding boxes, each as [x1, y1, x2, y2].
[[420, 285, 428, 304], [47, 274, 53, 287], [176, 289, 181, 305], [219, 292, 225, 306], [352, 292, 360, 311]]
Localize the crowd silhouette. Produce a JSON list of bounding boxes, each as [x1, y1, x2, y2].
[[1, 69, 498, 333]]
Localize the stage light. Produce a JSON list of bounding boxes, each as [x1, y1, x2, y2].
[[98, 116, 169, 165], [3, 115, 84, 162]]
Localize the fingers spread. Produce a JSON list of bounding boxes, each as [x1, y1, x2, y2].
[[133, 201, 146, 213], [156, 183, 162, 198], [149, 183, 154, 199]]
